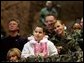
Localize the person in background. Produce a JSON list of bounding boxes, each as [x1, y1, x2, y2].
[[1, 26, 6, 39], [21, 25, 58, 59], [77, 17, 83, 50], [7, 48, 21, 62], [39, 1, 58, 26], [1, 19, 27, 61]]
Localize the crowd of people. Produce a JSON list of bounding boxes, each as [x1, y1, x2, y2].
[[1, 1, 83, 62]]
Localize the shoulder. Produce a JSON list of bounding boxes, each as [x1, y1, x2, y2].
[[47, 40, 55, 46], [23, 41, 30, 47], [41, 7, 47, 12]]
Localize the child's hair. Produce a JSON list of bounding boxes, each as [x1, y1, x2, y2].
[[7, 48, 21, 60], [33, 24, 46, 33]]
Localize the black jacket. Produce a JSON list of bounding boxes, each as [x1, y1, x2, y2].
[[0, 35, 28, 62]]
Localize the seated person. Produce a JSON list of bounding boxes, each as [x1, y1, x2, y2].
[[21, 25, 58, 59]]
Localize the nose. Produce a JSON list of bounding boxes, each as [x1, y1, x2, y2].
[[47, 22, 52, 25]]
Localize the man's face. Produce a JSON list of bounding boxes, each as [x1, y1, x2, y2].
[[45, 16, 56, 30], [8, 21, 19, 32]]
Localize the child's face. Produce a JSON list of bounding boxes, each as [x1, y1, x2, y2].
[[33, 27, 45, 42], [9, 55, 18, 62]]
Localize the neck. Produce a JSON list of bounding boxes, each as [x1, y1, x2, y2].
[[9, 31, 19, 37]]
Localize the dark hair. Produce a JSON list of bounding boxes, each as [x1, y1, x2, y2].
[[8, 18, 20, 27], [33, 24, 46, 33], [44, 13, 57, 20]]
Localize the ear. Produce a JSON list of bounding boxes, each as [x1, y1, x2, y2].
[[62, 24, 65, 29]]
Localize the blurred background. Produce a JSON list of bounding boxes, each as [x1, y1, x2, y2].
[[1, 1, 83, 38]]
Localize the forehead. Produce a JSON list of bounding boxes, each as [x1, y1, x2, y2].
[[35, 27, 43, 31], [45, 16, 55, 20], [9, 21, 18, 24]]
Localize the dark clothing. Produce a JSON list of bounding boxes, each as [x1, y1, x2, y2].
[[45, 28, 56, 42], [0, 35, 28, 62], [71, 29, 83, 51]]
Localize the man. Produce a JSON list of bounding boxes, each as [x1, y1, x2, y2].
[[39, 1, 58, 26], [44, 14, 57, 41], [1, 19, 28, 61]]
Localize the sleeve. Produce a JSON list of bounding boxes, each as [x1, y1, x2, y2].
[[21, 43, 30, 58], [48, 41, 58, 56]]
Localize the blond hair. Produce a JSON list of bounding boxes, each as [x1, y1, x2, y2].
[[7, 48, 21, 60]]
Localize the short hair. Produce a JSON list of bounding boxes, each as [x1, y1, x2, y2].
[[8, 18, 20, 27], [7, 48, 21, 60], [33, 24, 46, 33], [44, 13, 57, 20]]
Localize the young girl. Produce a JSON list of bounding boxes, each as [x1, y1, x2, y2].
[[7, 48, 21, 62], [21, 25, 58, 59]]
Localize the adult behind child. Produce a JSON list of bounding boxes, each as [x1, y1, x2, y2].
[[1, 19, 27, 61]]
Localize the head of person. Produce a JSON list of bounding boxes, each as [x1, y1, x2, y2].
[[73, 23, 81, 30], [33, 25, 46, 42], [8, 19, 20, 33], [7, 48, 21, 62], [54, 20, 65, 36], [46, 1, 53, 8], [80, 17, 83, 28], [45, 14, 57, 30]]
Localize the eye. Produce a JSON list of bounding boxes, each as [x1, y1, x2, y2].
[[54, 27, 56, 29], [35, 31, 37, 33], [57, 25, 60, 28], [39, 32, 42, 34]]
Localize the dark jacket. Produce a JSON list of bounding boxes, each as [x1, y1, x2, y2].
[[0, 35, 28, 62]]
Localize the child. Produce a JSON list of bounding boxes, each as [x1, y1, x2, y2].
[[7, 48, 21, 62], [21, 25, 58, 59]]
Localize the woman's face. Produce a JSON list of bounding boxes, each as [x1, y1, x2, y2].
[[54, 21, 64, 35], [8, 21, 19, 32], [33, 27, 45, 42]]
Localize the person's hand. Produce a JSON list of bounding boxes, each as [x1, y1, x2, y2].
[[57, 46, 63, 54], [39, 53, 44, 57]]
